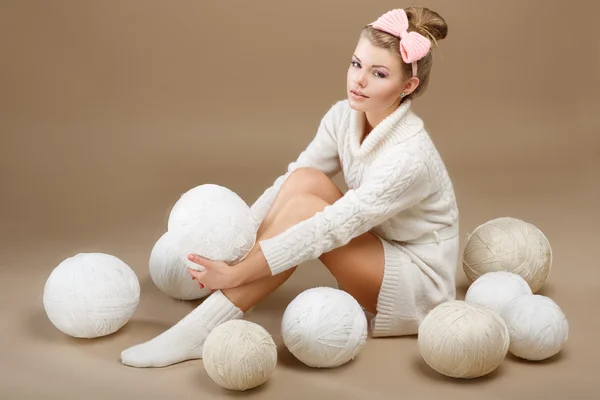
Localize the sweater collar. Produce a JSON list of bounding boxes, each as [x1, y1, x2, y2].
[[349, 99, 419, 160]]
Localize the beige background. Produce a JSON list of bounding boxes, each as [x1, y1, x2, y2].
[[1, 0, 599, 398]]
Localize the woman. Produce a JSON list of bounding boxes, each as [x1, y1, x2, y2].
[[121, 6, 460, 368]]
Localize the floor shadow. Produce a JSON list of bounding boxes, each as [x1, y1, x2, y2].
[[250, 285, 303, 314], [139, 274, 207, 305], [26, 308, 172, 345], [410, 355, 507, 384], [276, 345, 308, 371], [192, 363, 275, 397], [138, 274, 163, 298], [25, 306, 177, 366], [455, 280, 470, 300], [370, 333, 418, 341], [506, 349, 567, 365], [276, 343, 360, 374], [27, 308, 71, 344]]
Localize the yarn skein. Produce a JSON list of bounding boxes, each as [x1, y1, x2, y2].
[[462, 217, 552, 293], [166, 184, 257, 271], [43, 253, 140, 338], [501, 294, 569, 361], [149, 231, 211, 300], [170, 212, 256, 271], [281, 287, 368, 368], [202, 320, 277, 391], [167, 184, 257, 232], [418, 300, 510, 379], [465, 271, 533, 315]]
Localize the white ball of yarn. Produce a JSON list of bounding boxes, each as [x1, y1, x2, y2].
[[202, 319, 277, 391], [465, 271, 533, 315], [149, 231, 211, 300], [501, 294, 569, 361], [418, 300, 510, 379], [166, 184, 257, 271], [168, 184, 256, 231], [281, 287, 368, 368], [462, 217, 552, 293], [170, 211, 256, 271], [43, 253, 140, 338]]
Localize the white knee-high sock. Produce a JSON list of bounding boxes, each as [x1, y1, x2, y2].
[[120, 290, 243, 368]]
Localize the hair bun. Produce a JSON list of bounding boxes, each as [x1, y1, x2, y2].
[[405, 6, 448, 44]]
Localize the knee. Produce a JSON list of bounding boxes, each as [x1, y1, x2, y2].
[[284, 167, 330, 193], [281, 168, 341, 203]]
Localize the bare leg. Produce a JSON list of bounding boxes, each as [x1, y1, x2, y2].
[[225, 192, 384, 314], [222, 195, 332, 312], [223, 168, 384, 314], [120, 168, 385, 368], [222, 168, 344, 311], [256, 167, 343, 238]]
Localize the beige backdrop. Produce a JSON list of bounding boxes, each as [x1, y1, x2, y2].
[[1, 0, 599, 399]]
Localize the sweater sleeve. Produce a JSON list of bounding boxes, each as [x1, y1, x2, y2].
[[249, 101, 346, 227], [258, 149, 432, 275]]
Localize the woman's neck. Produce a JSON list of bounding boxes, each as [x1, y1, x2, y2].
[[362, 98, 403, 143]]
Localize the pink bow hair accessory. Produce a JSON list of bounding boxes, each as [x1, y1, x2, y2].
[[369, 9, 431, 76]]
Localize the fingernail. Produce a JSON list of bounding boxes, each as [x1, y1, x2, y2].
[[188, 254, 194, 260]]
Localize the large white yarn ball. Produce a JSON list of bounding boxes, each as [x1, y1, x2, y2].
[[167, 184, 257, 271], [501, 294, 569, 361], [281, 287, 368, 368], [149, 231, 211, 300], [465, 271, 533, 315], [418, 300, 510, 379], [170, 212, 256, 271], [462, 217, 552, 293], [43, 253, 140, 338], [168, 184, 255, 231], [202, 319, 277, 391]]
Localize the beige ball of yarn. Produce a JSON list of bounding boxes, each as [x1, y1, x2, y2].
[[465, 271, 533, 315], [281, 287, 368, 368], [501, 294, 569, 361], [149, 231, 211, 300], [462, 217, 552, 293], [418, 300, 510, 379], [202, 320, 277, 391]]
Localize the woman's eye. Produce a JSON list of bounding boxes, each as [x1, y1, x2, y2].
[[351, 61, 360, 68], [374, 71, 387, 78]]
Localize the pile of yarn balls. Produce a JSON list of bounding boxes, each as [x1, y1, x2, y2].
[[418, 217, 569, 379], [42, 184, 369, 392], [42, 183, 569, 388]]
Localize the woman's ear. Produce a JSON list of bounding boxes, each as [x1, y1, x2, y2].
[[402, 76, 420, 97]]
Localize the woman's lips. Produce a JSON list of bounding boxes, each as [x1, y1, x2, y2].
[[350, 90, 368, 99]]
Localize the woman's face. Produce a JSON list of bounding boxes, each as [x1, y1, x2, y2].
[[346, 36, 417, 113]]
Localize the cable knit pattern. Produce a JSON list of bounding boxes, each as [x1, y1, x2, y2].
[[251, 99, 459, 276], [260, 150, 429, 275]]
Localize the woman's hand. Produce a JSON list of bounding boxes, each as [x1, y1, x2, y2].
[[186, 247, 273, 291], [186, 254, 241, 291]]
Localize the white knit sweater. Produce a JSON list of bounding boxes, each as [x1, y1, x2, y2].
[[251, 99, 459, 276]]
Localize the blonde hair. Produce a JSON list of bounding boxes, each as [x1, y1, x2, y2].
[[361, 6, 448, 100]]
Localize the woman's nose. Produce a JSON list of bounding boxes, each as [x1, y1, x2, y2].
[[355, 73, 367, 87]]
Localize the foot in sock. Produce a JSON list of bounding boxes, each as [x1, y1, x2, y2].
[[120, 290, 243, 368]]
